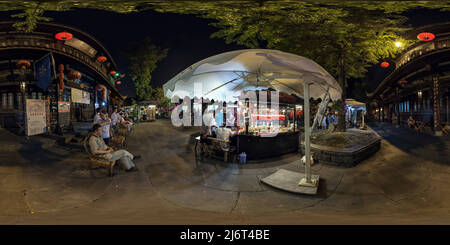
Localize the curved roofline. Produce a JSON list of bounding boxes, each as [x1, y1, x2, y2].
[[0, 21, 118, 70], [368, 22, 450, 98]]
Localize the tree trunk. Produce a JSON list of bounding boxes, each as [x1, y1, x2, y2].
[[336, 49, 347, 132]]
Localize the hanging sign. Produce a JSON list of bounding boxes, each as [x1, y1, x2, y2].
[[71, 88, 90, 104], [25, 99, 46, 136], [58, 101, 70, 113]]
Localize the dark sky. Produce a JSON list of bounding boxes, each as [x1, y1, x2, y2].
[[45, 9, 245, 97], [3, 6, 450, 98]]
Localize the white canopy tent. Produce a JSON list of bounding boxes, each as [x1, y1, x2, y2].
[[163, 49, 342, 190], [345, 99, 367, 128]]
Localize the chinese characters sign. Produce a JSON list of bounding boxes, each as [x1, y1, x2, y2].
[[25, 99, 46, 136]]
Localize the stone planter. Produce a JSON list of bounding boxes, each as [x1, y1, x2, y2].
[[300, 135, 381, 167]]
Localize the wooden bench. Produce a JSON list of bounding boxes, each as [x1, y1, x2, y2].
[[83, 134, 116, 177]]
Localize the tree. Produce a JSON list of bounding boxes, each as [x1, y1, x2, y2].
[[125, 37, 168, 101], [157, 2, 414, 131]]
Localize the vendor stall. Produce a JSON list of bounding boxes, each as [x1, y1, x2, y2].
[[345, 99, 367, 129], [164, 49, 342, 191]]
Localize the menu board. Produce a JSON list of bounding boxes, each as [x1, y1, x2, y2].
[[25, 99, 47, 136], [71, 88, 90, 104]]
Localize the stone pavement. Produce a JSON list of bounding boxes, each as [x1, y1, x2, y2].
[[0, 120, 449, 224]]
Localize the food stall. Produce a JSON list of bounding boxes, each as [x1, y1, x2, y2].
[[223, 92, 303, 160], [345, 99, 367, 128]]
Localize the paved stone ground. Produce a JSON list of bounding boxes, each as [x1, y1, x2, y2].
[[0, 120, 449, 224]]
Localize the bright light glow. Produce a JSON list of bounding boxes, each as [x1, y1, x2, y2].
[[395, 41, 402, 48], [102, 102, 106, 106]]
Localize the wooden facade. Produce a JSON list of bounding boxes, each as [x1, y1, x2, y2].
[[368, 22, 450, 135], [0, 22, 124, 133]]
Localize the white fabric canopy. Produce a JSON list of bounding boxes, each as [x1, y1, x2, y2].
[[163, 49, 342, 102]]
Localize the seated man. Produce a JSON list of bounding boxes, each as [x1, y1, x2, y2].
[[89, 123, 140, 172], [407, 115, 416, 130], [119, 112, 133, 131]]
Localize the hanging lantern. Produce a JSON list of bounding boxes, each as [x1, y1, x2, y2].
[[417, 32, 435, 41], [58, 64, 64, 72], [116, 81, 121, 85], [55, 32, 73, 41], [97, 56, 107, 63], [109, 71, 116, 76], [96, 84, 107, 101], [67, 70, 82, 80], [380, 62, 390, 68], [59, 80, 65, 90], [16, 60, 31, 70], [398, 80, 407, 87]]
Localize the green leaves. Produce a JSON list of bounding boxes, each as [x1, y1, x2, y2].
[[125, 37, 168, 101]]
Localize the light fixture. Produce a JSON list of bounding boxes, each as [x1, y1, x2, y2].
[[19, 81, 26, 93], [395, 41, 402, 48], [418, 90, 423, 99]]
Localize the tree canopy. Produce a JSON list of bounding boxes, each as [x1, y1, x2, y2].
[[125, 37, 168, 101]]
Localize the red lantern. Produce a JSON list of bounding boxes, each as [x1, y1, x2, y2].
[[109, 71, 116, 76], [58, 64, 64, 72], [96, 84, 107, 101], [16, 60, 31, 70], [97, 56, 107, 63], [59, 80, 65, 90], [67, 70, 82, 80], [55, 32, 73, 41], [380, 62, 390, 68], [417, 32, 435, 41], [116, 81, 121, 85]]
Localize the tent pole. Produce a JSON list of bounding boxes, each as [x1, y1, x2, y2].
[[304, 81, 312, 183]]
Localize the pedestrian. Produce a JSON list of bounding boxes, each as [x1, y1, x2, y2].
[[94, 108, 103, 124], [89, 123, 141, 172], [322, 114, 328, 130], [100, 112, 112, 145]]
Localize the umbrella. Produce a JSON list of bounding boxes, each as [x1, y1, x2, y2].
[[163, 49, 342, 188]]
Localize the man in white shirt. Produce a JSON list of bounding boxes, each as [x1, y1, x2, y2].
[[100, 112, 112, 145], [111, 108, 120, 127]]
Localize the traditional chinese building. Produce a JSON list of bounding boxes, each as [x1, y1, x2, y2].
[[368, 22, 450, 136], [0, 21, 124, 133]]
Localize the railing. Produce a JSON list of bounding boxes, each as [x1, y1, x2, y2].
[[395, 37, 450, 69]]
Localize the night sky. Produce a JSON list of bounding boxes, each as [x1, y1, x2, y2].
[[3, 6, 450, 98], [45, 9, 245, 97]]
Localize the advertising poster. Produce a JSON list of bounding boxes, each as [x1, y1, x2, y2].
[[25, 99, 46, 136], [58, 101, 70, 113], [71, 88, 90, 104]]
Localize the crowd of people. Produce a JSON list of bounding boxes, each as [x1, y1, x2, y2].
[[88, 107, 139, 173], [93, 107, 134, 144]]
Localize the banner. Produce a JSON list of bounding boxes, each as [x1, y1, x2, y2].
[[25, 99, 46, 136], [58, 101, 70, 113], [71, 88, 90, 104], [35, 54, 53, 90]]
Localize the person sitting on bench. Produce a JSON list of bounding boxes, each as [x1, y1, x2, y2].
[[89, 123, 140, 172], [407, 115, 416, 130]]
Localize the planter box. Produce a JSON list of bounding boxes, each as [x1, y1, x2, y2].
[[300, 135, 381, 167]]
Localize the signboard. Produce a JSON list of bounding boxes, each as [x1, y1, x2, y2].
[[64, 37, 97, 58], [25, 99, 46, 136], [71, 88, 90, 104], [58, 101, 70, 113]]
